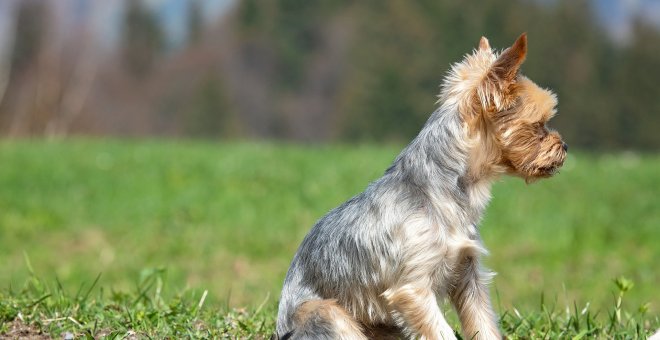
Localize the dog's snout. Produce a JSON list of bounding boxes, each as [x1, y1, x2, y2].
[[562, 142, 568, 152]]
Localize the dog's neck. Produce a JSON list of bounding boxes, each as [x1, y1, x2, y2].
[[391, 100, 496, 226]]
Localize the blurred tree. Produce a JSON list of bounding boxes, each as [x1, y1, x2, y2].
[[230, 0, 352, 139], [1, 0, 659, 149], [187, 0, 203, 45], [185, 75, 233, 137], [614, 20, 660, 150], [1, 0, 98, 137], [227, 0, 660, 149], [9, 0, 46, 74], [121, 0, 165, 77], [0, 0, 50, 135], [339, 1, 437, 141]]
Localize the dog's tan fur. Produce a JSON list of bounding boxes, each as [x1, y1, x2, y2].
[[455, 34, 565, 185], [293, 300, 367, 339]]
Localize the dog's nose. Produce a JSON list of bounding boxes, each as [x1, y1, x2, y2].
[[562, 143, 568, 151]]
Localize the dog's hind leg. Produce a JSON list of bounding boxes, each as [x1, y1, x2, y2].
[[282, 299, 367, 340]]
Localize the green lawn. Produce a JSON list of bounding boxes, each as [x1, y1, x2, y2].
[[0, 140, 658, 338]]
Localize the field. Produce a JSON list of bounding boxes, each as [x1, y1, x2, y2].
[[0, 139, 658, 338]]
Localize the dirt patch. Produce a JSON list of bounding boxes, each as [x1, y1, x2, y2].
[[0, 319, 50, 340]]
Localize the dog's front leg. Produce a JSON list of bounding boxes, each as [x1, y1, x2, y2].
[[382, 284, 456, 340], [449, 254, 501, 340]]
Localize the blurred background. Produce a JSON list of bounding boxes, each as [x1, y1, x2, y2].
[[0, 0, 658, 318], [0, 0, 659, 148]]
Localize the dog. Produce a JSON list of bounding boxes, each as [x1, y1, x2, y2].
[[275, 33, 567, 339]]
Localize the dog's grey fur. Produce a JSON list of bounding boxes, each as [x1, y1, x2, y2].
[[276, 34, 565, 339]]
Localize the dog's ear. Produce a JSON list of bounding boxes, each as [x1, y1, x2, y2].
[[478, 36, 491, 52], [492, 33, 527, 83], [478, 33, 527, 112]]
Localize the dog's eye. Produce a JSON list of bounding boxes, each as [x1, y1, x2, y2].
[[534, 123, 547, 140]]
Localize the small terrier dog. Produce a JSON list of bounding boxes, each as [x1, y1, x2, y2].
[[276, 33, 567, 339]]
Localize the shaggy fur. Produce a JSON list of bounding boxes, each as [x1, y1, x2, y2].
[[276, 33, 567, 340]]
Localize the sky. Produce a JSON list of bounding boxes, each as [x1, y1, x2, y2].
[[593, 0, 660, 43]]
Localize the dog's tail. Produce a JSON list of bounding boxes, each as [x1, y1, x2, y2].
[[274, 299, 366, 340]]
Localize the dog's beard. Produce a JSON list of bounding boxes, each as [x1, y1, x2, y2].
[[522, 149, 566, 182]]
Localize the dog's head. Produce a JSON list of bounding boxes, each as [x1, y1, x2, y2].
[[458, 34, 567, 182]]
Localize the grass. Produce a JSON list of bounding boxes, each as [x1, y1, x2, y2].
[[0, 272, 655, 339], [0, 139, 658, 337], [1, 269, 277, 339]]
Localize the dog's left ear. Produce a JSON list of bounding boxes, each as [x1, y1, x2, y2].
[[492, 33, 527, 83]]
